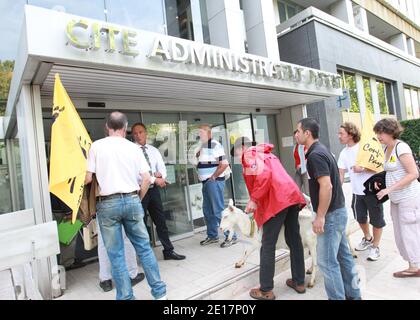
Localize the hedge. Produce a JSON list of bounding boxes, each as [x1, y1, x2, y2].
[[400, 118, 420, 159]]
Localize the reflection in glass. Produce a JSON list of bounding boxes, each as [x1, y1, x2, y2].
[[253, 115, 280, 157], [404, 88, 414, 119], [343, 72, 359, 112], [376, 81, 389, 115], [0, 140, 12, 214], [0, 0, 27, 60], [28, 0, 105, 20], [363, 77, 374, 114], [225, 114, 253, 209], [106, 0, 166, 33], [165, 0, 194, 40], [142, 113, 193, 238], [181, 113, 233, 227], [199, 0, 210, 44]]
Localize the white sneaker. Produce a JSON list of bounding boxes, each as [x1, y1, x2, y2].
[[367, 246, 380, 261], [156, 295, 168, 300], [355, 237, 373, 251]]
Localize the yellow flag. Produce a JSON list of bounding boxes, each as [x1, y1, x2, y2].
[[49, 74, 92, 223], [356, 109, 384, 173]]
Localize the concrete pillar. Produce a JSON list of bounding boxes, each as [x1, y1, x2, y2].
[[407, 37, 416, 57], [355, 74, 367, 123], [16, 85, 60, 299], [329, 0, 355, 26], [241, 0, 280, 60], [206, 0, 246, 52], [389, 33, 408, 53], [394, 81, 406, 120], [369, 77, 381, 122]]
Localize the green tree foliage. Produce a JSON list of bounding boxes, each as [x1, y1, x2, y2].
[[0, 60, 15, 116], [400, 118, 420, 159]]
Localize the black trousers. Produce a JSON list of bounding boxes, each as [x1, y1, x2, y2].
[[260, 204, 305, 292], [141, 187, 174, 253]]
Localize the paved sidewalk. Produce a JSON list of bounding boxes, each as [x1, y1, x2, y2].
[[234, 199, 420, 300]]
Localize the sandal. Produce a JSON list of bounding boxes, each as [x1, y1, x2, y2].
[[393, 269, 420, 278], [286, 279, 306, 294], [249, 288, 275, 300]]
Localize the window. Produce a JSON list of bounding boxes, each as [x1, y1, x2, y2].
[[106, 0, 166, 33], [165, 0, 194, 40], [28, 0, 105, 20], [376, 81, 389, 115], [199, 0, 210, 44], [277, 0, 302, 23], [385, 82, 395, 115], [411, 89, 419, 119], [341, 71, 359, 112], [0, 140, 12, 214], [404, 87, 414, 119], [363, 77, 374, 114]]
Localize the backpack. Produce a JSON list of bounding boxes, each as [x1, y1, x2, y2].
[[391, 141, 420, 182]]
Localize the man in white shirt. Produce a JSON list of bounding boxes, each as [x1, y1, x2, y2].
[[337, 122, 385, 262], [85, 112, 166, 300], [131, 123, 186, 261]]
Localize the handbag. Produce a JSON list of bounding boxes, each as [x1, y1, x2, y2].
[[82, 218, 98, 250]]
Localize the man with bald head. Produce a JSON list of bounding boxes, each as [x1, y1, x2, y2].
[[85, 111, 166, 300]]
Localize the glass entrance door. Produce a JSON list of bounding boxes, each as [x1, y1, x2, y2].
[[142, 112, 194, 242], [180, 112, 233, 229]]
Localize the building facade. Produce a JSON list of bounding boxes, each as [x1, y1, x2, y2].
[[0, 0, 419, 299]]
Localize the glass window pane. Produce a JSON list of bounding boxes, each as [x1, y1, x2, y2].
[[181, 112, 233, 227], [165, 0, 194, 40], [411, 89, 419, 119], [385, 82, 395, 115], [376, 81, 389, 115], [13, 139, 24, 210], [404, 88, 413, 119], [142, 112, 193, 237], [344, 73, 359, 112], [106, 0, 166, 33], [363, 77, 374, 114], [253, 115, 280, 157], [199, 0, 210, 44], [278, 1, 287, 23], [0, 0, 26, 61], [0, 1, 25, 116], [225, 114, 253, 209], [0, 140, 12, 214], [28, 0, 105, 20], [286, 4, 296, 19]]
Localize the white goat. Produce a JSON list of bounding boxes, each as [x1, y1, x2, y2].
[[220, 197, 356, 288]]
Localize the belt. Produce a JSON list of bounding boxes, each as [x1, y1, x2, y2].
[[97, 191, 138, 201], [202, 177, 225, 184]]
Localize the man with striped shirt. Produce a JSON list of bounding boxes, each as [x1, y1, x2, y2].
[[197, 124, 237, 247]]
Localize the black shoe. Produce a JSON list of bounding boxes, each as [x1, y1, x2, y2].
[[163, 251, 186, 260], [220, 238, 238, 248], [131, 273, 145, 287], [200, 238, 219, 246], [99, 279, 113, 292]]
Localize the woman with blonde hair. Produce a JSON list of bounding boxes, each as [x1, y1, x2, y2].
[[373, 118, 420, 277]]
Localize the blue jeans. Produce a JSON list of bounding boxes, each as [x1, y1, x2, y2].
[[96, 194, 166, 300], [317, 207, 361, 300], [202, 180, 236, 240]]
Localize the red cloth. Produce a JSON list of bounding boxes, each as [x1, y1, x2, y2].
[[242, 143, 306, 227], [293, 144, 307, 169]]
